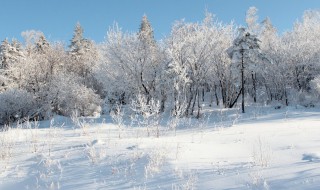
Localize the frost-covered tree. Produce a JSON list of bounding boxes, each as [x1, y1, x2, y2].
[[35, 34, 50, 53], [227, 28, 261, 113], [259, 18, 288, 104], [0, 39, 11, 92], [137, 15, 166, 108], [9, 34, 53, 94], [166, 13, 233, 117], [262, 10, 320, 106], [0, 39, 11, 69], [285, 10, 320, 92], [166, 19, 209, 117], [138, 15, 156, 48], [203, 19, 235, 109], [68, 22, 100, 88], [99, 17, 164, 111], [0, 38, 24, 69], [69, 22, 85, 56], [260, 17, 277, 50], [69, 23, 98, 62], [21, 30, 44, 56], [0, 38, 25, 91], [246, 7, 260, 34]]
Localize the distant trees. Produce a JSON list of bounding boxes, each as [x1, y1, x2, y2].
[[0, 25, 102, 124], [285, 10, 320, 92], [258, 10, 320, 105], [1, 9, 320, 125]]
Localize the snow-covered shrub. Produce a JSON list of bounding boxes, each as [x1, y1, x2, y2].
[[0, 89, 39, 125], [46, 73, 102, 117], [294, 90, 316, 107], [252, 137, 272, 168], [300, 76, 320, 107], [110, 104, 125, 138], [311, 76, 320, 99], [131, 94, 161, 137], [144, 149, 167, 179]]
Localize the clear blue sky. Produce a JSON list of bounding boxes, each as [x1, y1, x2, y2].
[[0, 0, 319, 43]]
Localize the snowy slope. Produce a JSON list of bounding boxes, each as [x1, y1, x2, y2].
[[0, 106, 320, 190]]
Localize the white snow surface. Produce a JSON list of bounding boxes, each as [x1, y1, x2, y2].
[[1, 106, 320, 190]]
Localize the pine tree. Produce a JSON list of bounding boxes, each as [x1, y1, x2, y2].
[[69, 22, 97, 60], [35, 34, 50, 53], [11, 39, 24, 63], [138, 15, 156, 48], [0, 39, 24, 91], [0, 39, 10, 69], [136, 15, 159, 104], [0, 38, 24, 69], [69, 22, 85, 56]]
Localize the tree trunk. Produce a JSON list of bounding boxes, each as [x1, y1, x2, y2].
[[252, 72, 257, 103], [202, 88, 205, 102], [219, 80, 226, 107], [160, 92, 166, 113], [191, 87, 197, 116], [229, 88, 242, 108], [241, 50, 245, 113], [185, 86, 193, 116], [197, 88, 201, 119], [214, 84, 219, 106], [284, 89, 288, 106]]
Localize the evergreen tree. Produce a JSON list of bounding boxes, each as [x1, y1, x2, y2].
[[138, 15, 156, 47], [0, 39, 11, 69], [35, 34, 50, 53], [69, 22, 97, 61], [0, 38, 24, 91], [137, 15, 160, 104], [68, 22, 100, 90], [0, 38, 24, 69], [69, 22, 85, 56]]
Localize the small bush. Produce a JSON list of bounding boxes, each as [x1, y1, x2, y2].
[[0, 89, 39, 125], [47, 73, 102, 117]]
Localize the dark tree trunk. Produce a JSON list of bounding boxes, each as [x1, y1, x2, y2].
[[160, 92, 166, 113], [214, 84, 219, 106], [191, 87, 197, 116], [202, 88, 205, 102], [219, 80, 226, 107], [228, 88, 242, 108], [284, 89, 288, 106], [241, 50, 245, 113], [185, 86, 193, 116], [252, 72, 257, 103], [197, 88, 201, 119]]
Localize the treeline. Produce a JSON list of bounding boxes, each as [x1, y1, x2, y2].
[[1, 8, 320, 125]]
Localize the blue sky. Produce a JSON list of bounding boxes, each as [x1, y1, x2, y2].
[[0, 0, 319, 43]]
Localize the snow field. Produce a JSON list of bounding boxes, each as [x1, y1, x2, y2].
[[0, 107, 320, 189]]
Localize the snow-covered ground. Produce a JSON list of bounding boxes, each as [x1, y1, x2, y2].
[[1, 106, 320, 190]]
